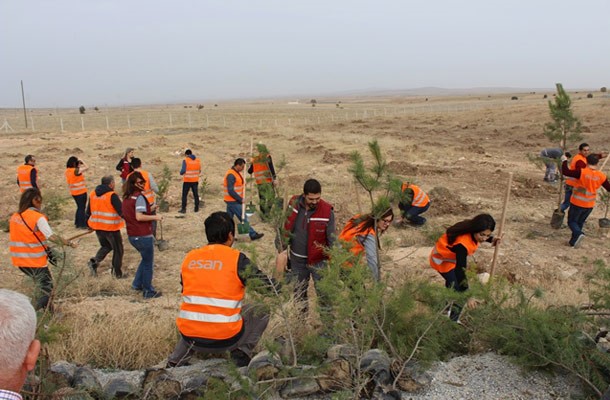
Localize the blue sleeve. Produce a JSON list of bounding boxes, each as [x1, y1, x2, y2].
[[180, 160, 186, 175], [227, 174, 243, 203]]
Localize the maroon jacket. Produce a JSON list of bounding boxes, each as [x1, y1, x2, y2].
[[122, 191, 153, 237], [284, 195, 333, 264]]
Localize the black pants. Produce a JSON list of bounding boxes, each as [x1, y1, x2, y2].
[[19, 267, 53, 310], [92, 230, 124, 277], [72, 193, 88, 228], [181, 182, 200, 211]]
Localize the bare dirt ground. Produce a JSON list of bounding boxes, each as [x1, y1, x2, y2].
[[1, 92, 609, 368]]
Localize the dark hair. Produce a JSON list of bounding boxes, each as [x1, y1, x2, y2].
[[446, 213, 496, 244], [122, 171, 144, 199], [24, 155, 34, 164], [303, 179, 322, 195], [587, 154, 600, 166], [131, 157, 142, 169], [101, 175, 114, 186], [185, 149, 192, 156], [348, 208, 394, 236], [66, 156, 79, 168], [234, 158, 246, 167], [579, 143, 590, 151], [18, 188, 42, 213], [205, 211, 235, 244]]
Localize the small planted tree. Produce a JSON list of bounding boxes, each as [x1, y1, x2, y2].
[[543, 83, 583, 227], [156, 165, 172, 212], [598, 190, 610, 227], [79, 106, 86, 114]]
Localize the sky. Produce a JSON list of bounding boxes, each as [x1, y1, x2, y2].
[[1, 0, 609, 108]]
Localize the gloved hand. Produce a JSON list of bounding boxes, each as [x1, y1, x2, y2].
[[561, 155, 568, 162]]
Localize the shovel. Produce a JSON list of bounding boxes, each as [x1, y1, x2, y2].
[[157, 220, 169, 251], [237, 172, 251, 235]]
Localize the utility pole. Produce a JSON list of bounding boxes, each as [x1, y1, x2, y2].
[[21, 80, 28, 128]]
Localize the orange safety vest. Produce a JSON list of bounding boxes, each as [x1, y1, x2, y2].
[[17, 165, 36, 192], [251, 155, 273, 185], [128, 169, 156, 204], [183, 157, 201, 183], [565, 153, 587, 187], [401, 183, 430, 207], [223, 168, 244, 202], [87, 190, 124, 231], [9, 208, 49, 268], [176, 244, 244, 340], [65, 168, 87, 196], [429, 233, 479, 273], [339, 215, 375, 258], [570, 167, 607, 209]]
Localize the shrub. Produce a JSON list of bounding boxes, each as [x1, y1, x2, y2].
[[511, 96, 518, 100], [601, 87, 607, 93], [78, 106, 86, 114], [587, 93, 593, 99]]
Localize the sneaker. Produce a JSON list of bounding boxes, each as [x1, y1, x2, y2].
[[178, 209, 186, 214], [87, 258, 98, 277], [143, 290, 162, 299], [250, 233, 264, 241], [573, 234, 585, 248]]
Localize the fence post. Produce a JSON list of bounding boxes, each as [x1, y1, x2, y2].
[[30, 117, 35, 132], [127, 115, 131, 129], [288, 118, 291, 126], [81, 116, 85, 132], [147, 113, 150, 128], [206, 114, 209, 128], [106, 116, 110, 130], [60, 118, 64, 133], [169, 113, 173, 128]]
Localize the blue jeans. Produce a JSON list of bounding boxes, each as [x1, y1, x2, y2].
[[567, 205, 593, 246], [560, 185, 573, 212], [128, 236, 155, 294], [225, 202, 257, 237], [399, 202, 430, 225]]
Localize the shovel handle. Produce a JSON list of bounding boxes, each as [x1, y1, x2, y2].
[[67, 230, 95, 241]]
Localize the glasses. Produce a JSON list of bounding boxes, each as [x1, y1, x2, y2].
[[381, 218, 393, 224], [136, 180, 146, 184]]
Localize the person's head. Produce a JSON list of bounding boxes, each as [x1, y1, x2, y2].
[[351, 208, 394, 237], [18, 188, 42, 213], [123, 171, 145, 199], [101, 175, 115, 189], [578, 143, 591, 155], [587, 154, 600, 166], [303, 179, 322, 210], [24, 155, 36, 166], [376, 208, 394, 234], [233, 158, 246, 172], [185, 149, 192, 156], [66, 156, 79, 168], [446, 213, 496, 244], [124, 148, 134, 158], [204, 211, 235, 245], [131, 157, 142, 169], [0, 289, 40, 392]]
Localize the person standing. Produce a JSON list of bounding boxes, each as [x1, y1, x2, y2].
[[561, 153, 610, 248], [247, 143, 277, 218], [116, 148, 135, 183], [9, 189, 74, 311], [86, 175, 124, 278], [397, 182, 430, 226], [166, 211, 275, 368], [129, 158, 159, 206], [0, 289, 41, 399], [283, 179, 335, 314], [179, 149, 201, 213], [338, 208, 394, 281], [539, 148, 563, 183], [560, 143, 607, 212], [223, 158, 264, 241], [65, 156, 89, 229], [16, 155, 38, 193], [122, 172, 163, 299], [429, 213, 499, 321]]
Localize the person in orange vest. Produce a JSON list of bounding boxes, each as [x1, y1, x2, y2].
[[16, 155, 38, 193], [560, 143, 607, 213], [338, 208, 394, 281], [9, 188, 74, 311], [166, 211, 276, 368], [283, 179, 335, 315], [0, 289, 41, 399], [86, 175, 125, 278], [65, 156, 89, 229], [398, 182, 430, 226], [122, 172, 163, 299], [429, 213, 499, 321], [223, 158, 264, 241], [179, 149, 201, 213], [561, 153, 610, 248], [247, 143, 277, 218]]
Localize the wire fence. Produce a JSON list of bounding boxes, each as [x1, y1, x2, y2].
[[0, 98, 533, 134]]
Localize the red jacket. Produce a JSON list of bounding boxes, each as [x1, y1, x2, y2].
[[284, 195, 333, 264]]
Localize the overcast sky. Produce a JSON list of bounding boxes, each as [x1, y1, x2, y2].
[[1, 1, 608, 108]]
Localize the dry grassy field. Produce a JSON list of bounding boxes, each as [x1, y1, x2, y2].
[[1, 91, 609, 369]]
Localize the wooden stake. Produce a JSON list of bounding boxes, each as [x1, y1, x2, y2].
[[489, 172, 513, 281]]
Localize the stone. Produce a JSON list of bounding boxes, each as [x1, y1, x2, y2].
[[73, 366, 101, 393], [280, 377, 321, 398], [557, 267, 579, 281], [360, 349, 392, 386], [326, 344, 358, 362], [248, 351, 282, 381], [142, 369, 181, 400], [48, 361, 76, 389], [318, 358, 351, 391], [104, 377, 139, 399]]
